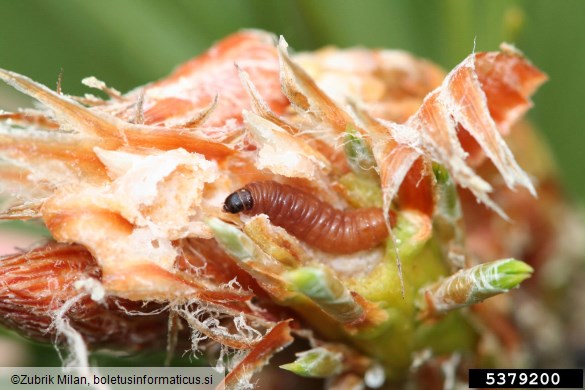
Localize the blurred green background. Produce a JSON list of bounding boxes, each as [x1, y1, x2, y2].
[[0, 0, 584, 366]]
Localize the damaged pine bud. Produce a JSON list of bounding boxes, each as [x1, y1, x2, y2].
[[1, 30, 580, 389]]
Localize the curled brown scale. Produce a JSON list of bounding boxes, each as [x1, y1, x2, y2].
[[223, 180, 390, 254]]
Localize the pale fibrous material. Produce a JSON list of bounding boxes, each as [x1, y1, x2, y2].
[[1, 30, 575, 390]]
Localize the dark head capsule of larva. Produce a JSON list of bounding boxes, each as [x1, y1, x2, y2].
[[223, 188, 254, 214]]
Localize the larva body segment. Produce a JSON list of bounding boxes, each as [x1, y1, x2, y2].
[[224, 181, 389, 253]]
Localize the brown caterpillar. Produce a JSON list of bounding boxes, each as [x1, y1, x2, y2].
[[223, 180, 391, 254]]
